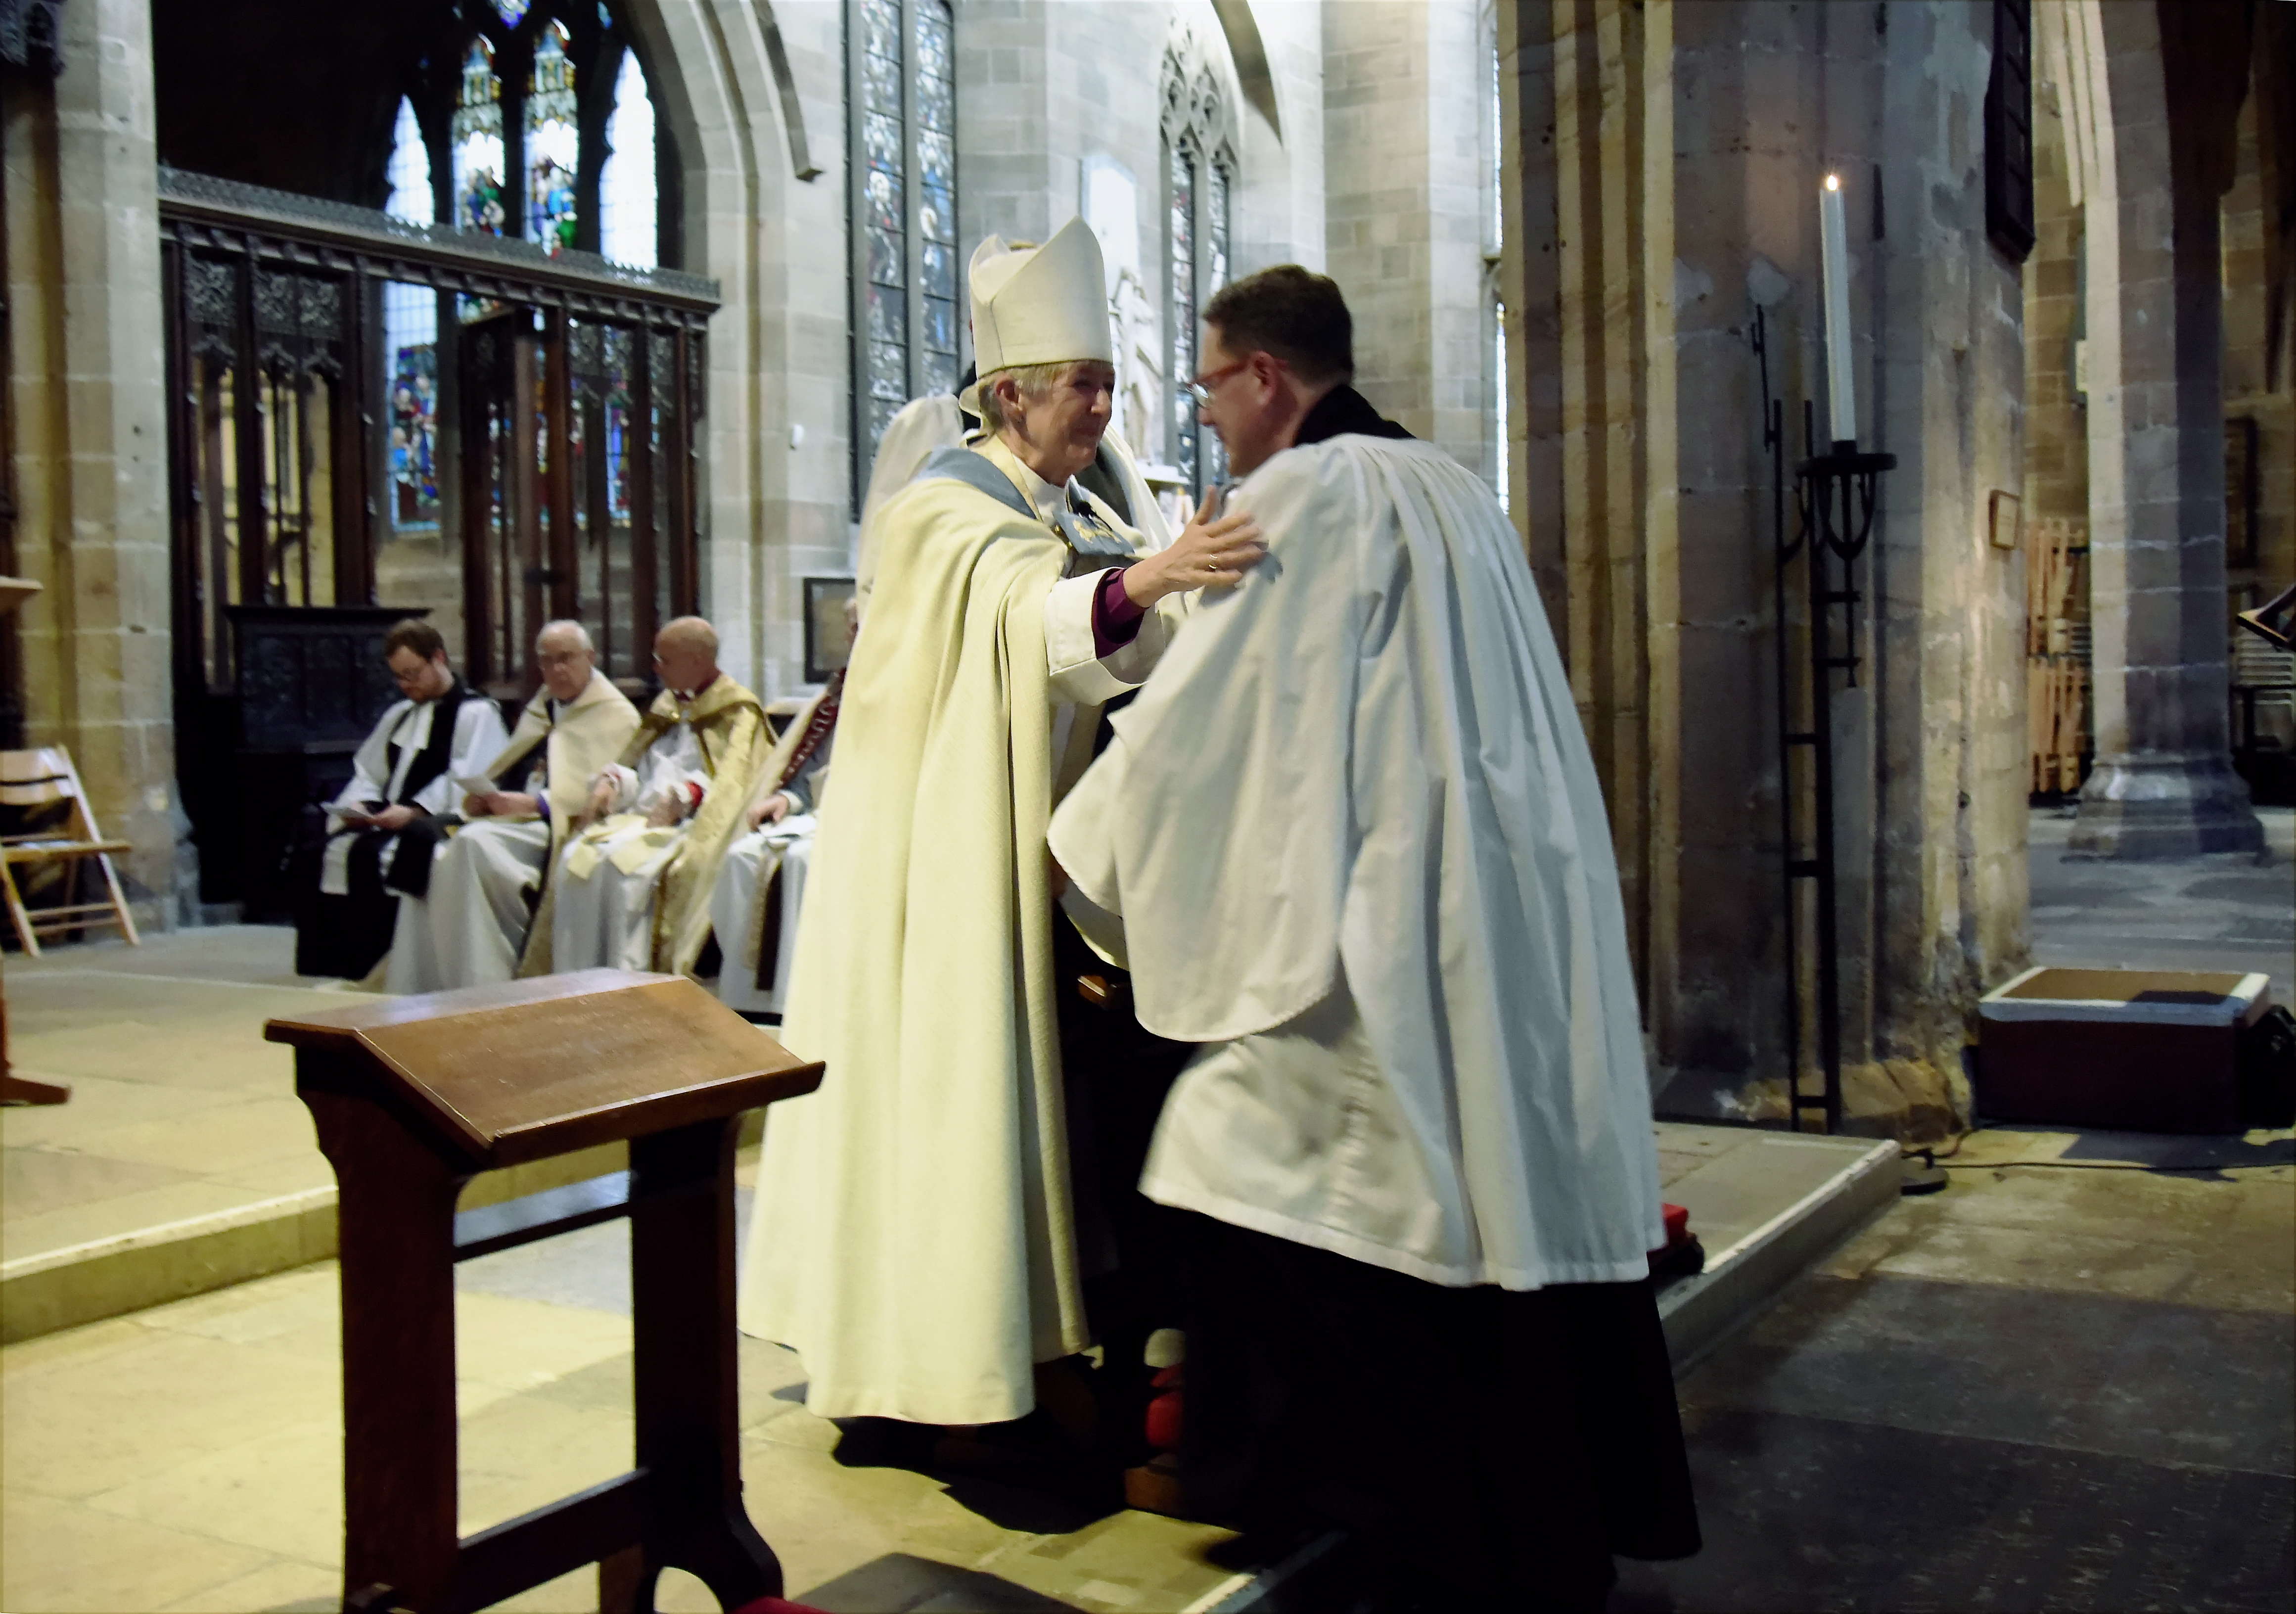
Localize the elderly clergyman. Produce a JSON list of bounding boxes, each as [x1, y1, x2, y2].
[[384, 619, 640, 994], [741, 217, 1266, 1447], [548, 616, 767, 976], [295, 618, 506, 982], [1049, 266, 1699, 1605]]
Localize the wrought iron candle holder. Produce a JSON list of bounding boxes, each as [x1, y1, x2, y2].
[[1754, 307, 1896, 1135]]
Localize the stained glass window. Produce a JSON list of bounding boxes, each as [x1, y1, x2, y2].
[[526, 21, 579, 255], [1168, 139, 1199, 495], [452, 40, 506, 236], [385, 97, 434, 227], [383, 283, 441, 532], [493, 0, 531, 25], [859, 0, 908, 461], [598, 48, 656, 268], [1160, 48, 1236, 503], [914, 0, 959, 399], [849, 0, 960, 501], [1203, 160, 1232, 489]]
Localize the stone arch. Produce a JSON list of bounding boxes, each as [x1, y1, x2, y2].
[[1208, 0, 1280, 143], [615, 0, 848, 697]]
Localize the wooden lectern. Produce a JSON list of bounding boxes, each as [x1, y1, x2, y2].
[[268, 969, 825, 1614]]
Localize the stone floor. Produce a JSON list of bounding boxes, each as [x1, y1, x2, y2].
[[3, 810, 2292, 1612], [2028, 802, 2295, 1004], [1615, 1121, 2295, 1613], [1, 928, 353, 1269]]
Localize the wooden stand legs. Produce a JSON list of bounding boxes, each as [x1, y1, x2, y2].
[[612, 1117, 781, 1613], [304, 1083, 466, 1612], [303, 1066, 777, 1613]]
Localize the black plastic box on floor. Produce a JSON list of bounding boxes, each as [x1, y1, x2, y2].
[[1976, 967, 2271, 1133]]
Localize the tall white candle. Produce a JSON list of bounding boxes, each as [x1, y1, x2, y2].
[[1820, 173, 1856, 447]]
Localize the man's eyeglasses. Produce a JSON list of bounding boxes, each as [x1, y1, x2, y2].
[[1185, 359, 1254, 406]]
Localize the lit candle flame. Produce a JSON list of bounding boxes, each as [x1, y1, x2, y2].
[[1825, 173, 1841, 192]]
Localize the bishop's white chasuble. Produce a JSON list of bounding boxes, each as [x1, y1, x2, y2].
[[739, 439, 1177, 1426]]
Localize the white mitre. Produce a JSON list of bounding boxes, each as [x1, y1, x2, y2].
[[961, 216, 1113, 413]]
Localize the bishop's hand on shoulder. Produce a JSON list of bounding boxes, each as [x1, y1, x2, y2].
[[1123, 485, 1266, 607]]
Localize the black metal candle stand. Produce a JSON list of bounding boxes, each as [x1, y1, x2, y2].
[[1754, 308, 1895, 1135]]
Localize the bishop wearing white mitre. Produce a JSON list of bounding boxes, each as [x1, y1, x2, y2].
[[383, 619, 640, 994], [1049, 266, 1698, 1604], [740, 217, 1268, 1428], [549, 616, 769, 976]]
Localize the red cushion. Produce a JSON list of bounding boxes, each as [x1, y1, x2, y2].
[[1145, 1388, 1184, 1452]]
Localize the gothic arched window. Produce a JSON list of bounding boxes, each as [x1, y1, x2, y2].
[[452, 40, 507, 236], [848, 0, 960, 503], [383, 98, 441, 534], [1161, 46, 1237, 501], [599, 48, 657, 268], [526, 20, 579, 254]]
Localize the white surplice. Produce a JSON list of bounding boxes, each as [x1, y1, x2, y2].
[[384, 817, 551, 995], [551, 720, 710, 972], [1049, 433, 1667, 1291], [710, 818, 815, 1015], [319, 694, 507, 897]]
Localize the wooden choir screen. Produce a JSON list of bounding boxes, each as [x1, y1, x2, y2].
[[158, 168, 715, 703], [158, 169, 716, 911]]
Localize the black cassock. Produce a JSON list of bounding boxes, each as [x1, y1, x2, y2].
[[292, 682, 496, 980]]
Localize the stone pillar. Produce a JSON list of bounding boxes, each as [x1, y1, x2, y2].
[[2066, 0, 2262, 858], [630, 0, 848, 701], [4, 0, 178, 922], [1323, 0, 1492, 475], [1497, 0, 2028, 1136]]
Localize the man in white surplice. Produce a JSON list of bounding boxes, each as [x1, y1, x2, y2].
[[740, 217, 1268, 1432], [383, 620, 640, 994], [710, 606, 850, 1018], [1047, 267, 1696, 1603], [550, 616, 768, 976], [293, 618, 507, 982]]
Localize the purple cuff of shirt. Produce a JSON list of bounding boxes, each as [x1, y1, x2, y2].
[[531, 789, 549, 821], [1092, 567, 1148, 659]]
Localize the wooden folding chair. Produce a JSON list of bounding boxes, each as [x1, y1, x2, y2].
[[0, 747, 142, 956]]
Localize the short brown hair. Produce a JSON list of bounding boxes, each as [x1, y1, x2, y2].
[[381, 618, 446, 663], [1203, 266, 1353, 385]]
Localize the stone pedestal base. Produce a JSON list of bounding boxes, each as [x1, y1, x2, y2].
[[2069, 753, 2265, 859]]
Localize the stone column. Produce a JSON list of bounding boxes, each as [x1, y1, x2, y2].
[[1498, 0, 2029, 1136], [2067, 0, 2262, 858], [4, 0, 178, 921], [1323, 0, 1492, 474]]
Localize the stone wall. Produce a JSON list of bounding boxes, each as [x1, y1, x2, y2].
[[1322, 0, 1492, 477], [1498, 0, 2030, 1137], [628, 0, 851, 704], [3, 0, 179, 925]]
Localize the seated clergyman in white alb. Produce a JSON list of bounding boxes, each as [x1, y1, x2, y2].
[[1048, 266, 1699, 1605], [710, 606, 850, 1018], [383, 619, 640, 995], [294, 618, 506, 983], [549, 616, 768, 976]]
